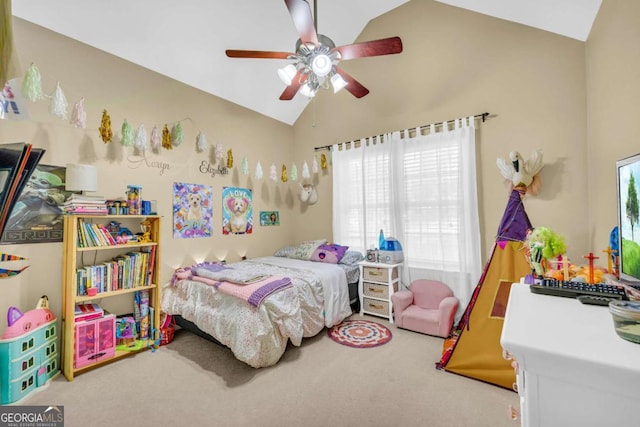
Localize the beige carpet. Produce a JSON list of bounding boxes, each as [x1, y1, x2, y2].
[[20, 315, 519, 427]]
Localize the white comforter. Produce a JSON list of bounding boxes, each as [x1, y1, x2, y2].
[[161, 256, 352, 367]]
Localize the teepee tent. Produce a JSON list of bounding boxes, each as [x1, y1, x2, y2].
[[437, 189, 533, 389]]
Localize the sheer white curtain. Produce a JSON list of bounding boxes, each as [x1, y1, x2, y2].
[[332, 117, 482, 309]]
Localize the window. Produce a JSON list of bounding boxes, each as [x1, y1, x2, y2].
[[332, 119, 481, 305]]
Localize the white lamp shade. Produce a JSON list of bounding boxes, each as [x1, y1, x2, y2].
[[277, 64, 297, 86], [331, 73, 348, 93], [65, 164, 97, 192], [299, 84, 317, 98], [311, 54, 332, 77]]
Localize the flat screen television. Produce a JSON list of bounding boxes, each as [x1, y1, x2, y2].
[[616, 152, 640, 284]]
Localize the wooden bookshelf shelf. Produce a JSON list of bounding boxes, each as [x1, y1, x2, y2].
[[61, 214, 162, 381]]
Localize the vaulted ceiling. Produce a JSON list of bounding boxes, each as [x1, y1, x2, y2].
[[12, 0, 602, 125]]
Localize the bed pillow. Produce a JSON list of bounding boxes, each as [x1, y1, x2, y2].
[[274, 245, 298, 258], [339, 250, 365, 265], [288, 239, 327, 260], [310, 244, 349, 264]]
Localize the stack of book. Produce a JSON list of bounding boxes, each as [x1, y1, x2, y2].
[[74, 303, 104, 322], [64, 194, 108, 214]]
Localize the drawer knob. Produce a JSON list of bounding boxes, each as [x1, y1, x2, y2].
[[369, 303, 384, 310], [368, 287, 383, 293]]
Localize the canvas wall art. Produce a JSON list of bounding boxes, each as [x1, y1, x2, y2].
[[259, 211, 279, 226], [173, 182, 213, 239], [222, 187, 253, 234]]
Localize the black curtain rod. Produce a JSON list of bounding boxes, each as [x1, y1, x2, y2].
[[313, 111, 491, 152]]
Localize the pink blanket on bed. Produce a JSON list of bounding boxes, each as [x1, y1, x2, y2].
[[182, 271, 292, 307]]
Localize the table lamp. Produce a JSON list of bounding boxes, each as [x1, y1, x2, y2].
[[65, 164, 97, 194]]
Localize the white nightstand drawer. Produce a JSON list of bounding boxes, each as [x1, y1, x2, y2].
[[363, 282, 398, 299], [363, 266, 397, 282], [362, 298, 390, 316]]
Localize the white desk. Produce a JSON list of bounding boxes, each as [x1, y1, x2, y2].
[[500, 283, 640, 427]]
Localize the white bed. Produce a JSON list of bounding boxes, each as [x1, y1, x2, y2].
[[161, 256, 354, 367]]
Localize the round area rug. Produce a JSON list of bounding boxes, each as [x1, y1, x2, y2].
[[327, 319, 392, 348]]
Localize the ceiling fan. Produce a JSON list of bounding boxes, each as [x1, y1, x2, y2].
[[225, 0, 403, 100]]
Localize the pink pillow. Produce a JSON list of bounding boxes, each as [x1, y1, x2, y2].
[[310, 244, 349, 264]]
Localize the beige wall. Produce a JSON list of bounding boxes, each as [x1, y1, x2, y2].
[[292, 1, 589, 264], [2, 0, 635, 333], [586, 0, 640, 255], [0, 19, 297, 332]]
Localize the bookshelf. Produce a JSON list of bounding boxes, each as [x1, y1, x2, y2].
[[61, 214, 161, 381]]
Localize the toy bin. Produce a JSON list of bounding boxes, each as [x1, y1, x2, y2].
[[0, 320, 58, 404], [160, 316, 175, 346], [74, 314, 115, 369]]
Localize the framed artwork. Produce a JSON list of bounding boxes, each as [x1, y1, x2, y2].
[[259, 211, 279, 226], [173, 182, 213, 239], [1, 164, 75, 244], [222, 187, 253, 234]]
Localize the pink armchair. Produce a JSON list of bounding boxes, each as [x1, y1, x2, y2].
[[391, 279, 459, 338]]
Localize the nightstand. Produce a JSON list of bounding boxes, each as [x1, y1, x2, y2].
[[358, 261, 402, 323]]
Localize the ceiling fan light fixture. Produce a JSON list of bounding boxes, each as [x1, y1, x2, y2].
[[277, 64, 297, 86], [299, 83, 317, 98], [330, 73, 348, 93], [311, 54, 332, 77]]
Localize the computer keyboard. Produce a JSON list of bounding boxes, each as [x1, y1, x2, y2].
[[529, 278, 628, 304]]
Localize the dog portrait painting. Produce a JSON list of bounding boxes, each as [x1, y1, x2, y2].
[[173, 182, 213, 239], [222, 187, 253, 235]]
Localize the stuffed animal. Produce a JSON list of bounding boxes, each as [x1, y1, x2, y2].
[[299, 183, 318, 205], [497, 149, 544, 196], [525, 226, 567, 276]]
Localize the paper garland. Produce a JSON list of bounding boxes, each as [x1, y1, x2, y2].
[[215, 142, 224, 161], [49, 82, 68, 119], [226, 149, 233, 168], [171, 122, 184, 146], [22, 63, 43, 102], [269, 164, 278, 182], [134, 124, 148, 151], [196, 132, 208, 152], [150, 125, 161, 151], [121, 119, 133, 146], [17, 63, 333, 185], [241, 157, 249, 175], [162, 124, 172, 149], [98, 110, 113, 143], [69, 98, 86, 128], [255, 161, 263, 180]]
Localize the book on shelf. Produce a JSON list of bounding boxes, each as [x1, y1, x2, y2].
[[74, 303, 104, 322], [76, 218, 118, 247], [64, 194, 108, 215], [66, 193, 105, 202]]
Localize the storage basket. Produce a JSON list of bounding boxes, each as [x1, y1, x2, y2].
[[159, 315, 175, 346]]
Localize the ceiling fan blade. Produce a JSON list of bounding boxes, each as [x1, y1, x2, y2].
[[332, 36, 403, 60], [285, 0, 318, 46], [279, 70, 308, 100], [226, 50, 294, 59], [334, 66, 369, 98]]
